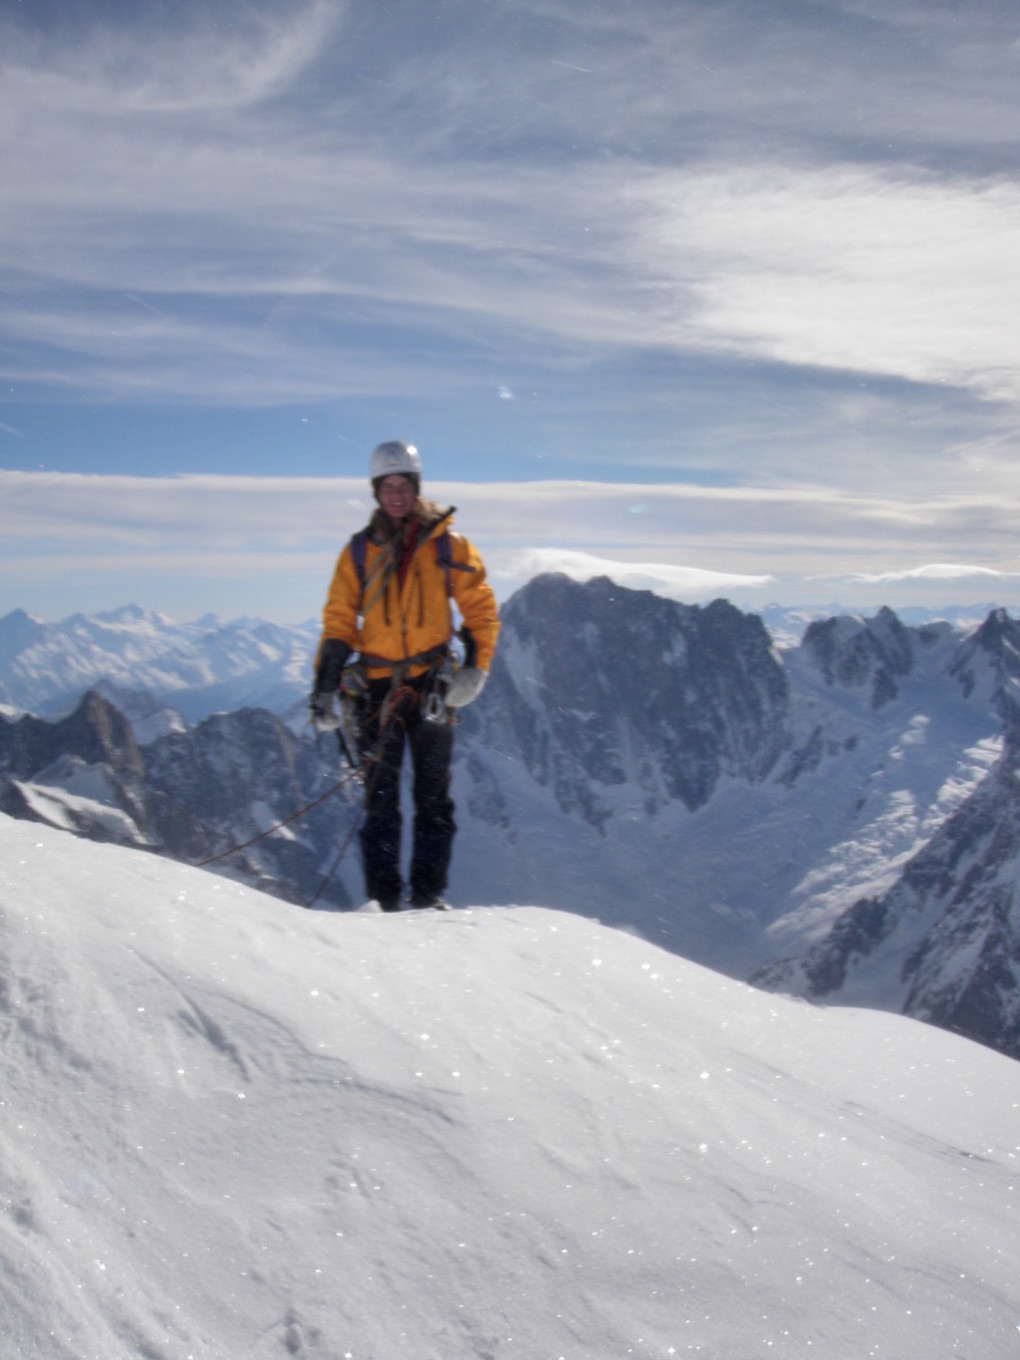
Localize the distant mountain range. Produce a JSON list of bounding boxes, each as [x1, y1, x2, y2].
[[1, 583, 1017, 1061], [0, 599, 1000, 721], [0, 605, 317, 721]]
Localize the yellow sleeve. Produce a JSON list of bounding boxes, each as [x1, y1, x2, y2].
[[450, 533, 501, 671], [315, 543, 361, 668]]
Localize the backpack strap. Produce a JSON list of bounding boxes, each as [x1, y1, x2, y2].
[[350, 527, 369, 598], [350, 523, 474, 611], [433, 528, 477, 596]]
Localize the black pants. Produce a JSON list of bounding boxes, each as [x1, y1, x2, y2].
[[358, 674, 456, 905]]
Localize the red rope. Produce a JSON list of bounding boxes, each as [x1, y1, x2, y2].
[[195, 769, 361, 868]]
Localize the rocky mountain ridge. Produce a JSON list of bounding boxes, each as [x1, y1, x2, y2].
[[751, 605, 1020, 1055], [473, 577, 789, 825], [2, 577, 1017, 1059], [0, 694, 355, 910]]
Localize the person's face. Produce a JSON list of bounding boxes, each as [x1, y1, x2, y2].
[[377, 474, 416, 521]]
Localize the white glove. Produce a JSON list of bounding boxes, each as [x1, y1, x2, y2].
[[444, 667, 487, 709], [309, 690, 340, 730]]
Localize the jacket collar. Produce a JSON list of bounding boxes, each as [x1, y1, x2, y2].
[[369, 501, 453, 543]]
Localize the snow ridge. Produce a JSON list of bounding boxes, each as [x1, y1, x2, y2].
[[1, 814, 1017, 1359]]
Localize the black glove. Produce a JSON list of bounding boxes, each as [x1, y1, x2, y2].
[[310, 638, 353, 730], [315, 638, 353, 693], [458, 625, 478, 669]]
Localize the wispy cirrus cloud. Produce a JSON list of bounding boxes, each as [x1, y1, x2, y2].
[[1, 0, 1019, 605], [2, 1, 1018, 429], [1, 1, 339, 117]]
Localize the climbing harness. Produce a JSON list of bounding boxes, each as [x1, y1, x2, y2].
[[306, 666, 429, 908]]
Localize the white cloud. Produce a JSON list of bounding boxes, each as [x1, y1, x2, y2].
[[505, 549, 774, 600], [3, 6, 1019, 423], [0, 2, 1018, 564], [627, 164, 1020, 402], [2, 2, 339, 117], [846, 562, 1020, 585], [2, 472, 1019, 621], [3, 471, 1016, 563]]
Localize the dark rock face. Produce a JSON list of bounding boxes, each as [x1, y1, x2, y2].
[[800, 606, 915, 709], [948, 607, 1020, 733], [0, 691, 145, 784], [898, 739, 1020, 1059], [0, 693, 356, 909], [475, 575, 789, 824]]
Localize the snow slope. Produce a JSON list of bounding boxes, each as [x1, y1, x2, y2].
[[1, 814, 1017, 1359]]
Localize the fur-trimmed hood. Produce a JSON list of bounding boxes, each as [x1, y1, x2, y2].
[[368, 498, 452, 543]]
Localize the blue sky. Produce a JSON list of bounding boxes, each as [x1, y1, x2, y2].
[[2, 0, 1019, 621]]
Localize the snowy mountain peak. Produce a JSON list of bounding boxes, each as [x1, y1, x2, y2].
[[0, 606, 47, 654], [93, 602, 167, 623], [481, 573, 788, 819], [799, 606, 917, 708], [948, 606, 1020, 730], [755, 737, 1020, 1060], [0, 607, 318, 720]]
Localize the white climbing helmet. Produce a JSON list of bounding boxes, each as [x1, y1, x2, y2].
[[369, 440, 421, 484]]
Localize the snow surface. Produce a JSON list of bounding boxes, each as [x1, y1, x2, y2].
[[1, 813, 1018, 1360]]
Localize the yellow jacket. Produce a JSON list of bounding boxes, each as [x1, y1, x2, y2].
[[318, 506, 500, 677]]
